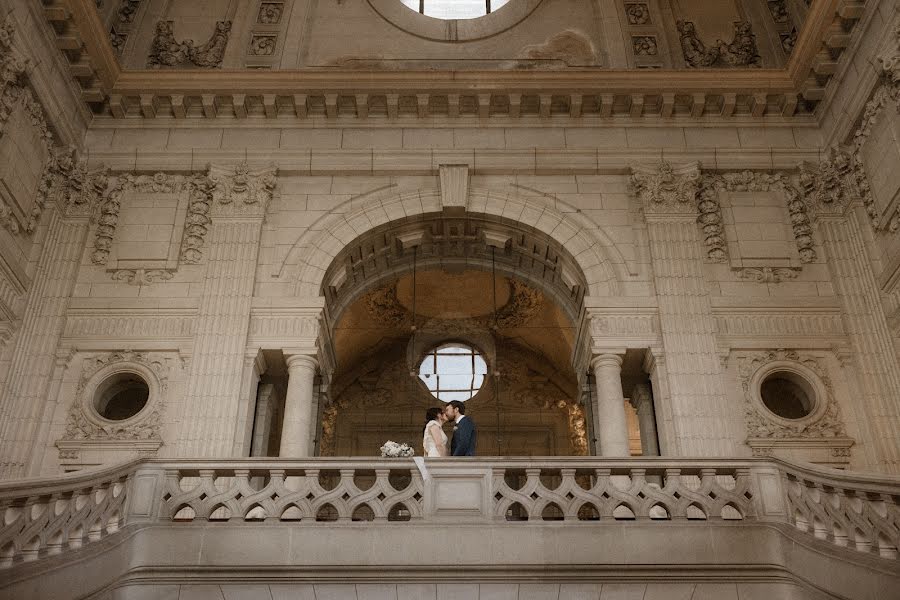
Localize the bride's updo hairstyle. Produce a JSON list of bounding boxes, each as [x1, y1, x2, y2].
[[424, 407, 443, 432]]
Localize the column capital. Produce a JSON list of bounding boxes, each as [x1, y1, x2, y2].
[[630, 160, 700, 217], [590, 352, 624, 370], [285, 353, 318, 372]]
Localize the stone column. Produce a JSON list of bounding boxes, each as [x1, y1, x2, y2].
[[279, 354, 318, 457], [802, 151, 900, 473], [631, 162, 735, 456], [643, 348, 675, 455], [250, 383, 278, 457], [590, 353, 629, 457], [630, 383, 660, 456], [176, 164, 276, 457], [234, 351, 267, 456]]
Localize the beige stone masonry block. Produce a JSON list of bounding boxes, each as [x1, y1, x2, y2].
[[737, 127, 797, 148], [221, 128, 281, 149], [312, 584, 358, 600], [454, 128, 506, 148], [311, 151, 373, 173], [559, 583, 604, 600], [329, 177, 393, 195], [792, 127, 824, 148], [475, 149, 535, 173], [254, 282, 295, 297], [536, 150, 598, 173], [396, 584, 437, 600], [269, 585, 317, 600], [626, 127, 686, 148], [718, 281, 771, 297], [353, 584, 398, 600], [690, 583, 739, 600], [111, 129, 170, 149], [436, 584, 478, 600], [599, 583, 646, 599], [280, 129, 343, 149], [342, 128, 403, 149], [167, 128, 224, 149], [431, 150, 475, 169], [83, 129, 114, 150], [518, 584, 561, 600], [88, 283, 141, 298], [767, 282, 820, 297], [137, 283, 192, 298], [373, 150, 433, 172], [478, 584, 518, 600], [175, 585, 223, 600], [565, 128, 627, 148], [402, 128, 454, 149], [506, 128, 566, 148], [817, 282, 835, 296], [514, 175, 579, 193], [576, 175, 630, 194], [684, 127, 741, 148]]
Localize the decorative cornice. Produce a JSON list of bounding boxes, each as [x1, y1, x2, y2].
[[630, 161, 700, 216], [41, 0, 870, 121]]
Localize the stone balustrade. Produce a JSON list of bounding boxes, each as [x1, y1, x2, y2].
[[1, 457, 898, 573]]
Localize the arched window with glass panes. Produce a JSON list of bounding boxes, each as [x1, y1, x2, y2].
[[399, 0, 511, 19]]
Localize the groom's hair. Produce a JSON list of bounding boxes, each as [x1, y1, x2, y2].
[[447, 400, 466, 414]]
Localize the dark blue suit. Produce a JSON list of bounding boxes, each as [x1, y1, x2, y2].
[[450, 416, 476, 456]]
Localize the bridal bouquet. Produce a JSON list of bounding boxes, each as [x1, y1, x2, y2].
[[380, 440, 414, 458]]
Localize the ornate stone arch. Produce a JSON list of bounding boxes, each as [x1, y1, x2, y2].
[[278, 186, 628, 298]]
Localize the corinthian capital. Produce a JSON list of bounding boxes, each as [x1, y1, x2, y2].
[[798, 146, 865, 218], [630, 161, 701, 216], [207, 162, 277, 218]]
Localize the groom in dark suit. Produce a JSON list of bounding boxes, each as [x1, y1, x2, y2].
[[446, 400, 476, 456]]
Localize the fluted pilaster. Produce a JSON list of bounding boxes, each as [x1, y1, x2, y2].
[[818, 213, 900, 473], [176, 219, 263, 456], [0, 213, 89, 478], [632, 162, 734, 456]]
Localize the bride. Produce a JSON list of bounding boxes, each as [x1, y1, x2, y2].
[[423, 407, 449, 457]]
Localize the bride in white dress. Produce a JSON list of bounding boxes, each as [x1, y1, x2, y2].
[[423, 407, 449, 457]]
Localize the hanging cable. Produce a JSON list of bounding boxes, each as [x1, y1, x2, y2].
[[410, 246, 418, 433], [491, 246, 502, 456]]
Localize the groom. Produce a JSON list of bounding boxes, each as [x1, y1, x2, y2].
[[445, 400, 476, 456]]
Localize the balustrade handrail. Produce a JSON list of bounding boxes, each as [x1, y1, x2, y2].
[[1, 456, 898, 571]]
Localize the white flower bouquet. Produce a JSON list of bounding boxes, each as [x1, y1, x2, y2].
[[380, 440, 414, 457]]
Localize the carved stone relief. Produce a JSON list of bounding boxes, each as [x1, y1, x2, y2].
[[258, 3, 285, 24], [61, 350, 169, 442], [632, 36, 658, 56], [737, 349, 847, 440], [207, 162, 277, 217], [625, 3, 650, 25], [630, 161, 701, 215], [700, 170, 815, 264], [147, 20, 231, 68], [676, 20, 761, 68], [736, 266, 799, 284], [112, 269, 174, 286]]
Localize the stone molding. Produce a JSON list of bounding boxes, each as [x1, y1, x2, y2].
[[736, 349, 847, 440], [61, 350, 169, 442]]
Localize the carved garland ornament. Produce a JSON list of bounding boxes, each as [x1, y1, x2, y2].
[[62, 350, 168, 441], [738, 349, 846, 439], [800, 27, 900, 231], [700, 171, 816, 264], [208, 162, 277, 216], [630, 161, 701, 214], [0, 18, 96, 234], [676, 20, 761, 68], [147, 20, 231, 68]]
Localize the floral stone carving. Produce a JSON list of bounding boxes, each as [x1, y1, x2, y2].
[[738, 349, 847, 440], [147, 20, 231, 68], [62, 350, 168, 441], [630, 161, 701, 215], [208, 162, 277, 217], [676, 20, 761, 68]]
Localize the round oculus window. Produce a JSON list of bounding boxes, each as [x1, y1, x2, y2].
[[94, 372, 150, 421], [399, 0, 511, 19], [759, 372, 815, 420], [418, 343, 487, 401]]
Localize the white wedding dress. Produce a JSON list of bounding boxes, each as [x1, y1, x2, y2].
[[423, 420, 448, 457]]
